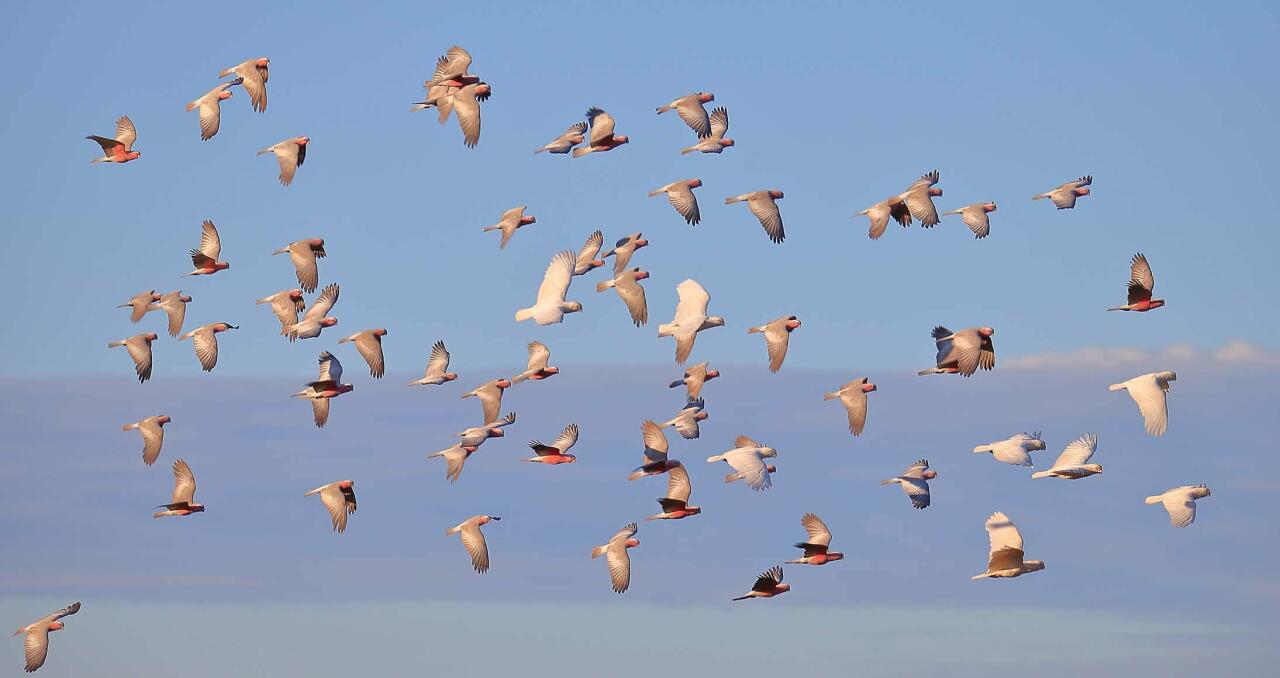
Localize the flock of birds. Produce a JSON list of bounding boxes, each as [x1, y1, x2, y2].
[[13, 46, 1212, 673]]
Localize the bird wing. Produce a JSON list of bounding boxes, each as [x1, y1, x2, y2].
[[355, 333, 385, 378], [606, 540, 632, 593], [171, 459, 196, 504], [762, 318, 791, 372], [535, 251, 575, 305], [304, 283, 340, 322], [1128, 375, 1170, 436], [665, 463, 692, 502], [984, 512, 1025, 571], [125, 336, 153, 382], [476, 385, 503, 425], [199, 220, 221, 259], [839, 385, 868, 436], [161, 294, 188, 337], [586, 107, 616, 144], [116, 115, 137, 149], [460, 522, 490, 573], [900, 477, 931, 509], [1053, 433, 1097, 467], [904, 187, 940, 227], [196, 93, 223, 140], [24, 625, 51, 673], [453, 86, 483, 148], [320, 484, 351, 533], [724, 450, 770, 491], [747, 194, 785, 243], [139, 418, 164, 466], [1162, 490, 1198, 527], [961, 206, 990, 238], [709, 107, 728, 138], [673, 279, 711, 325], [641, 420, 669, 462], [317, 351, 344, 383], [425, 340, 451, 378], [288, 242, 320, 292], [526, 340, 550, 371], [801, 512, 832, 547], [667, 183, 701, 225], [273, 142, 301, 185], [947, 329, 985, 376], [311, 398, 331, 428], [675, 96, 711, 137], [576, 230, 604, 267], [191, 327, 220, 371], [751, 566, 783, 592], [268, 293, 300, 329], [614, 273, 649, 326], [550, 423, 579, 452]]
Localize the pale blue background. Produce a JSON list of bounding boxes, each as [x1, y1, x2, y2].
[[1, 1, 1277, 676]]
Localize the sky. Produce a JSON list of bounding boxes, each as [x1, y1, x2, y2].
[[1, 1, 1278, 676]]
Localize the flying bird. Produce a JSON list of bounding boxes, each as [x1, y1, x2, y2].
[[511, 341, 559, 383], [572, 230, 606, 276], [918, 326, 995, 377], [786, 513, 843, 565], [602, 232, 649, 274], [973, 432, 1046, 467], [657, 92, 715, 137], [149, 290, 192, 337], [646, 463, 700, 521], [154, 459, 204, 518], [725, 464, 777, 485], [186, 220, 229, 276], [303, 480, 357, 533], [881, 459, 937, 509], [291, 351, 354, 428], [257, 136, 309, 186], [107, 333, 157, 383], [707, 435, 777, 492], [118, 290, 159, 324], [86, 115, 140, 163], [660, 399, 708, 440], [649, 179, 702, 225], [535, 121, 588, 154], [524, 423, 579, 465], [449, 81, 492, 148], [824, 377, 876, 436], [255, 289, 305, 331], [219, 57, 269, 112], [725, 190, 785, 243], [483, 206, 536, 249], [282, 283, 339, 341], [424, 46, 474, 87], [410, 340, 457, 386], [972, 512, 1045, 580], [1146, 485, 1211, 528], [122, 415, 170, 466], [410, 48, 480, 119], [669, 362, 720, 400], [1109, 371, 1176, 436], [427, 443, 480, 483], [1107, 252, 1165, 312], [596, 268, 650, 326], [185, 82, 236, 140], [572, 107, 629, 157], [446, 514, 500, 573], [941, 202, 997, 239], [1032, 434, 1103, 479], [273, 239, 326, 293], [514, 250, 582, 325], [338, 329, 388, 378], [456, 411, 516, 446], [857, 170, 943, 238], [627, 420, 679, 481], [732, 566, 789, 601], [14, 601, 81, 673], [681, 107, 734, 154], [658, 279, 724, 364], [461, 379, 511, 425], [179, 322, 239, 372], [747, 315, 801, 372], [1033, 175, 1092, 209], [591, 523, 639, 593]]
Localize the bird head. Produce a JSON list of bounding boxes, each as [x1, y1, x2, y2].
[[496, 378, 512, 389], [444, 373, 459, 381], [929, 187, 943, 197], [338, 480, 354, 489], [219, 90, 234, 101], [158, 415, 172, 425], [625, 538, 640, 549], [564, 302, 584, 314], [978, 327, 995, 337], [49, 622, 65, 632], [150, 292, 162, 302], [339, 384, 355, 394], [297, 137, 310, 146], [785, 317, 801, 331], [321, 318, 338, 328], [614, 136, 630, 146], [521, 215, 537, 225], [765, 464, 778, 473], [706, 369, 721, 379], [1074, 187, 1090, 196], [144, 333, 159, 342], [862, 381, 878, 393], [635, 270, 651, 281], [545, 366, 560, 376], [720, 138, 735, 147], [189, 504, 206, 513], [698, 92, 715, 103], [375, 328, 389, 337], [588, 259, 606, 270], [475, 83, 493, 97], [1086, 464, 1104, 474], [769, 190, 784, 200], [1026, 561, 1046, 572], [562, 454, 577, 463], [774, 583, 792, 593], [686, 505, 703, 516], [289, 290, 304, 300], [310, 238, 325, 248], [129, 151, 142, 160], [1149, 299, 1166, 309], [984, 202, 998, 212], [635, 237, 649, 249], [180, 295, 193, 303], [695, 411, 709, 422], [256, 57, 270, 68], [706, 316, 726, 328], [214, 323, 239, 332], [688, 178, 703, 188], [923, 470, 939, 480], [483, 515, 501, 524], [570, 134, 585, 144], [489, 428, 505, 438], [826, 552, 845, 562]]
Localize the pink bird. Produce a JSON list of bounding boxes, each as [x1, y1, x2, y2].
[[427, 443, 481, 483], [1033, 175, 1092, 209], [107, 333, 157, 383], [572, 107, 629, 157], [535, 121, 587, 155], [627, 420, 680, 481], [122, 414, 170, 466], [524, 423, 579, 465], [725, 190, 785, 243], [292, 351, 354, 428], [656, 92, 715, 137], [118, 290, 161, 323], [410, 340, 457, 386], [86, 115, 140, 163], [219, 57, 269, 112], [461, 378, 511, 425], [483, 206, 536, 249], [178, 322, 239, 372], [786, 513, 844, 565], [257, 136, 309, 186], [680, 107, 734, 154], [282, 283, 339, 342], [185, 220, 229, 276], [649, 179, 702, 225], [941, 202, 997, 239], [149, 290, 193, 337], [14, 602, 81, 673], [591, 523, 639, 593], [273, 238, 326, 293], [732, 566, 790, 601], [303, 480, 357, 533], [857, 170, 943, 239], [447, 514, 501, 573], [573, 230, 606, 276], [153, 459, 204, 518], [669, 362, 720, 400], [918, 326, 995, 377], [511, 341, 558, 383], [338, 328, 389, 378], [602, 232, 649, 274], [1106, 252, 1165, 312], [645, 462, 700, 521], [457, 411, 516, 447], [185, 82, 236, 140], [747, 315, 801, 372]]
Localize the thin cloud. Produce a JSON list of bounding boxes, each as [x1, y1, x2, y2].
[[1004, 340, 1280, 371]]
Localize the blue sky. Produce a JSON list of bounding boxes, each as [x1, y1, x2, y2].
[[2, 1, 1278, 675]]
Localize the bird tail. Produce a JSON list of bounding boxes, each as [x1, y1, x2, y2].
[[972, 446, 990, 454], [970, 573, 991, 581], [256, 147, 274, 156], [724, 196, 742, 205], [917, 368, 939, 376], [657, 323, 676, 337], [1032, 193, 1048, 200], [1105, 305, 1126, 312], [595, 280, 614, 293], [571, 146, 593, 158], [107, 340, 125, 348], [515, 307, 534, 322], [647, 188, 664, 197], [656, 104, 674, 114], [784, 558, 805, 565], [626, 468, 646, 482], [184, 100, 199, 112], [482, 225, 499, 232], [89, 157, 108, 164], [731, 594, 752, 601], [724, 472, 741, 484], [942, 208, 962, 216], [747, 326, 763, 334], [644, 513, 663, 521], [218, 66, 235, 78], [1031, 470, 1053, 479], [152, 510, 179, 518], [706, 454, 725, 463], [823, 391, 839, 401], [409, 102, 435, 112], [1108, 383, 1126, 392], [880, 478, 898, 486], [427, 450, 446, 460], [1144, 495, 1163, 505], [680, 146, 698, 155], [445, 525, 460, 536], [121, 422, 138, 431], [669, 379, 685, 389], [591, 545, 607, 559]]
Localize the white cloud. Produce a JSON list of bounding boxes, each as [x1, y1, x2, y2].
[[1004, 340, 1280, 371]]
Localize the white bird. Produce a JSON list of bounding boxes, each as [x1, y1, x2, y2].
[[973, 432, 1046, 467], [410, 340, 458, 386], [881, 459, 936, 509], [747, 315, 801, 372], [185, 81, 236, 141], [122, 414, 170, 466], [483, 206, 536, 249], [461, 378, 511, 424], [1146, 485, 1211, 527], [823, 377, 876, 436], [1033, 175, 1092, 209], [510, 340, 559, 384], [457, 411, 517, 447], [657, 279, 724, 365], [427, 443, 480, 483], [724, 190, 785, 243], [535, 121, 588, 155], [1109, 371, 1176, 436], [303, 480, 357, 533], [514, 250, 582, 325], [13, 601, 81, 673], [657, 92, 715, 136], [660, 398, 708, 440], [596, 268, 650, 326], [591, 523, 639, 594], [941, 202, 997, 239], [972, 511, 1045, 580], [282, 283, 340, 342], [256, 136, 309, 186], [707, 435, 777, 491], [148, 290, 192, 337], [255, 289, 304, 331], [447, 515, 501, 573], [178, 322, 239, 372], [1032, 434, 1103, 479], [573, 230, 606, 276], [648, 179, 702, 225]]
